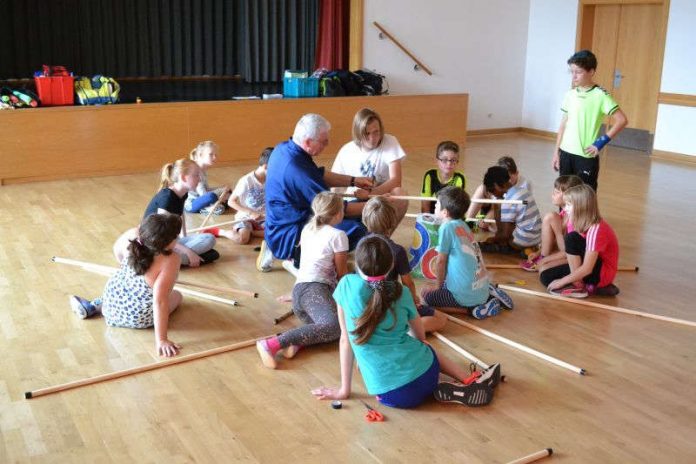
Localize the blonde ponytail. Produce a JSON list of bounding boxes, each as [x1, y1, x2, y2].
[[158, 158, 197, 191], [308, 192, 343, 231]]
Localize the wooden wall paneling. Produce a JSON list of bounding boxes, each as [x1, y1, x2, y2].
[[0, 94, 468, 185]]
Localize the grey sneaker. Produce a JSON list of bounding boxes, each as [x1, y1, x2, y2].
[[477, 363, 501, 389], [434, 380, 493, 407]]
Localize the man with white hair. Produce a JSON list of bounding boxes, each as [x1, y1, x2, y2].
[[257, 113, 373, 272]]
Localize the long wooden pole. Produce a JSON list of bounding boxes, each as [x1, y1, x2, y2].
[[366, 194, 525, 205], [506, 448, 553, 464], [404, 213, 495, 224], [274, 309, 294, 325], [52, 257, 239, 306], [499, 284, 696, 328], [25, 336, 267, 399], [176, 279, 257, 298], [432, 331, 490, 369], [188, 218, 244, 234], [446, 315, 586, 375], [487, 264, 639, 272], [197, 192, 228, 230]]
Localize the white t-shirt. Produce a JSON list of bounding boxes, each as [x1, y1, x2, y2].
[[231, 171, 265, 221], [296, 224, 349, 286], [332, 133, 406, 186]]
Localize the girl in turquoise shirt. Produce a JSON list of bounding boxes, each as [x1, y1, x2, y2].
[[311, 235, 500, 408]]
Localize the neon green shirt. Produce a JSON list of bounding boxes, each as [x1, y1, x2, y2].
[[560, 85, 619, 158]]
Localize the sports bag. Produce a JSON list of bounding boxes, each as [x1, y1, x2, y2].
[[354, 69, 388, 96], [74, 75, 120, 105]]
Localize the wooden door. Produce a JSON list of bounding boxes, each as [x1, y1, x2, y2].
[[579, 2, 667, 133]]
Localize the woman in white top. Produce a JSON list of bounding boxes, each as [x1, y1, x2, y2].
[[332, 108, 409, 221]]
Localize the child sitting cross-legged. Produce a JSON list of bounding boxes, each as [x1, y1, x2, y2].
[[362, 196, 447, 332], [522, 175, 583, 271], [203, 147, 272, 244], [421, 186, 514, 319], [541, 184, 620, 298], [185, 141, 230, 216], [311, 235, 501, 408]]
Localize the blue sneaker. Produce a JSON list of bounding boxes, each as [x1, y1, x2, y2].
[[489, 284, 514, 310], [69, 295, 99, 319], [471, 298, 500, 320]]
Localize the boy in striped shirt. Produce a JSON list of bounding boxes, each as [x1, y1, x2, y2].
[[479, 166, 541, 254]]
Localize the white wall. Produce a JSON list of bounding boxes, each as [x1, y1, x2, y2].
[[520, 0, 578, 133], [362, 0, 530, 131], [654, 0, 696, 156], [519, 0, 696, 156]]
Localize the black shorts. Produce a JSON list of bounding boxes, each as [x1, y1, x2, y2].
[[559, 149, 599, 191], [540, 231, 602, 286]]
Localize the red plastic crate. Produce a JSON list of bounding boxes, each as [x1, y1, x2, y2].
[[34, 76, 74, 106]]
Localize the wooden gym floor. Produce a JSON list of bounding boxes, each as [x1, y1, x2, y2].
[[0, 133, 695, 463]]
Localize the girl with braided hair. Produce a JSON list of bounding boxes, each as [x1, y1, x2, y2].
[[311, 235, 500, 409], [69, 213, 184, 357]]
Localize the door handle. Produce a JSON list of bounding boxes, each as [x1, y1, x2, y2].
[[613, 70, 623, 89]]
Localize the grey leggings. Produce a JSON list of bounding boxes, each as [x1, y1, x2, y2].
[[178, 234, 216, 265], [278, 282, 340, 348]]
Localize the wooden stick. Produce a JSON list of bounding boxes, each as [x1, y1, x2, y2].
[[372, 22, 433, 75], [367, 194, 525, 205], [274, 309, 294, 325], [197, 192, 227, 230], [432, 332, 490, 369], [506, 448, 553, 464], [487, 264, 638, 272], [52, 257, 238, 306], [499, 284, 696, 328], [175, 286, 238, 306], [188, 218, 245, 234], [404, 213, 495, 223], [176, 279, 258, 298], [446, 315, 586, 375], [25, 336, 267, 399]]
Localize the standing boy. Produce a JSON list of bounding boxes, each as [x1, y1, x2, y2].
[[552, 50, 628, 191]]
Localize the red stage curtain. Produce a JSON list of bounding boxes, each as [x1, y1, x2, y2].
[[315, 0, 350, 70]]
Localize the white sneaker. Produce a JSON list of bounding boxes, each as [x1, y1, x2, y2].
[[281, 259, 299, 277], [256, 240, 274, 272]]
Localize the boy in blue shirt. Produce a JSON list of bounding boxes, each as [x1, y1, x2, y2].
[[421, 186, 513, 319]]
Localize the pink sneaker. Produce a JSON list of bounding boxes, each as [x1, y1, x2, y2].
[[256, 339, 278, 369], [520, 254, 542, 272], [549, 285, 588, 299]]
